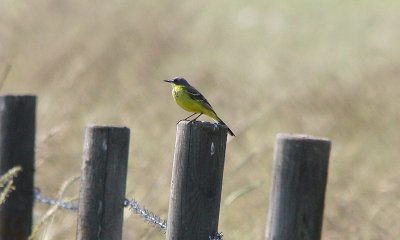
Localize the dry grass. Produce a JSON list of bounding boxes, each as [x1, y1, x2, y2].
[[0, 166, 22, 205], [1, 0, 400, 239]]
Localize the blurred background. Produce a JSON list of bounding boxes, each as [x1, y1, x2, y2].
[[1, 0, 400, 239]]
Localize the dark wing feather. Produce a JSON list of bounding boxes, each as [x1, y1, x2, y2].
[[185, 84, 235, 136], [185, 85, 215, 112]]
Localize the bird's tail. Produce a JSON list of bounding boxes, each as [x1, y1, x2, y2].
[[217, 117, 235, 136]]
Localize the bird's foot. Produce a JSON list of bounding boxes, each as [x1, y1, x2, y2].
[[177, 119, 193, 124]]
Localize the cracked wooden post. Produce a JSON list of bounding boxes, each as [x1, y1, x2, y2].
[[166, 121, 228, 240], [0, 95, 36, 240], [265, 134, 331, 240], [76, 126, 130, 240]]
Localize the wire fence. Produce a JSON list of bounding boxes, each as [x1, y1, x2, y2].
[[34, 188, 78, 211], [1, 96, 331, 240], [33, 187, 224, 240], [123, 198, 167, 231]]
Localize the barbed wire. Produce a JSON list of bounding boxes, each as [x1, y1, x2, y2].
[[123, 198, 167, 231], [34, 187, 223, 239], [209, 232, 224, 240], [33, 187, 78, 211]]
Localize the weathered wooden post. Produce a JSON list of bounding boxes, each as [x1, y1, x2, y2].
[[265, 134, 331, 240], [166, 121, 228, 240], [76, 126, 130, 240], [0, 95, 36, 239]]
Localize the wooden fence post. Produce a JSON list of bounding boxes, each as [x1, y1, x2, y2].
[[76, 126, 130, 240], [0, 95, 36, 239], [265, 134, 331, 240], [166, 121, 228, 240]]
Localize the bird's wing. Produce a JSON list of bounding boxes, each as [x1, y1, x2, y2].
[[185, 85, 215, 112]]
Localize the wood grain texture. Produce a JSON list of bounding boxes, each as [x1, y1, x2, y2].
[[0, 95, 36, 240], [265, 134, 331, 240], [166, 121, 228, 240], [76, 126, 130, 240]]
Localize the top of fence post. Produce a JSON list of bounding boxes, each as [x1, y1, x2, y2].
[[76, 125, 130, 240], [166, 121, 228, 240], [265, 133, 331, 240]]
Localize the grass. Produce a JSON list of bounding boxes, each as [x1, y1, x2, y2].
[[1, 0, 400, 239], [0, 166, 22, 205]]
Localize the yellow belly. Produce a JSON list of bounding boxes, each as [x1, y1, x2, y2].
[[172, 87, 217, 120]]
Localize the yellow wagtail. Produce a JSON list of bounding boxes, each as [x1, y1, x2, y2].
[[164, 77, 235, 136]]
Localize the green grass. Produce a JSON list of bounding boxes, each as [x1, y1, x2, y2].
[[1, 0, 400, 239]]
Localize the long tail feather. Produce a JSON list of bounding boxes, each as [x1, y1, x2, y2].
[[217, 118, 235, 136]]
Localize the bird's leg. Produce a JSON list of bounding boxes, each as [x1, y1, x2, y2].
[[185, 112, 199, 121], [177, 113, 198, 124], [189, 113, 203, 123]]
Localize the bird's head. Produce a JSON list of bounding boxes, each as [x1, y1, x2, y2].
[[164, 77, 190, 86]]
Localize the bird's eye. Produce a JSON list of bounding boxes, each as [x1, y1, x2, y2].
[[174, 79, 177, 82]]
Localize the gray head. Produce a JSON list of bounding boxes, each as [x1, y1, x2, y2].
[[164, 77, 190, 86]]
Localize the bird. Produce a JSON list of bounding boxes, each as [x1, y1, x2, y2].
[[164, 77, 235, 136]]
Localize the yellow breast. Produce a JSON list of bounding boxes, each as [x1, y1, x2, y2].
[[172, 86, 204, 113], [171, 85, 217, 120]]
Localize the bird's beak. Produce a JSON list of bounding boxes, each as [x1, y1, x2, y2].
[[164, 79, 173, 83]]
